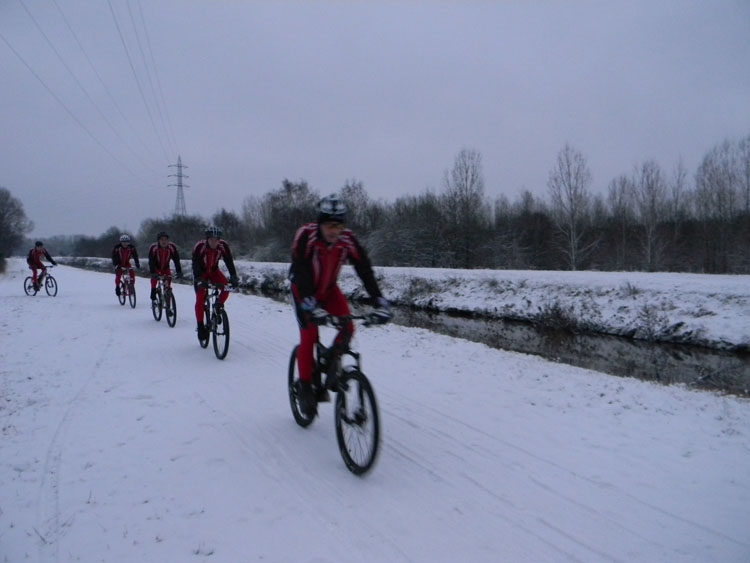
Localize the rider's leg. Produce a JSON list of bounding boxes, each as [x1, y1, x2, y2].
[[291, 284, 319, 383], [212, 272, 229, 306], [324, 287, 354, 348], [194, 284, 207, 324]]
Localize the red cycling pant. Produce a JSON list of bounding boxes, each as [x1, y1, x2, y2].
[[115, 266, 134, 287], [150, 269, 172, 290], [29, 265, 46, 284], [194, 271, 229, 323], [291, 284, 353, 383]]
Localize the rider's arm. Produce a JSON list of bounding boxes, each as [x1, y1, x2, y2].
[[148, 245, 158, 274], [191, 241, 206, 279], [44, 249, 57, 266], [112, 246, 120, 268], [220, 241, 238, 279], [289, 226, 316, 298], [171, 244, 183, 275], [349, 234, 383, 300], [132, 247, 141, 269]]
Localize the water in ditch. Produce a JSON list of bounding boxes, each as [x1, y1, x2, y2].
[[394, 308, 750, 397]]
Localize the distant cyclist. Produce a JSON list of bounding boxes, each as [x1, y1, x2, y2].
[[148, 231, 183, 301], [289, 193, 392, 417], [192, 226, 238, 341], [27, 241, 57, 291], [112, 234, 141, 296]]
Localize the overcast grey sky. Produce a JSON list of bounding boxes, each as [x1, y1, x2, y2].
[[2, 0, 749, 238]]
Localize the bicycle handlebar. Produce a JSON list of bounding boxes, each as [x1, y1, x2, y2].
[[326, 313, 374, 328]]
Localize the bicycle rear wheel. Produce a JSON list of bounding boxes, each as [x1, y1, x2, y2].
[[287, 346, 315, 427], [128, 282, 136, 308], [212, 308, 230, 359], [165, 290, 177, 327], [335, 368, 380, 475], [24, 276, 37, 296], [152, 289, 163, 321], [45, 275, 58, 296]]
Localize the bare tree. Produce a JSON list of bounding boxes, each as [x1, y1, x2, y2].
[[0, 186, 33, 270], [633, 160, 668, 271], [607, 174, 636, 270], [547, 144, 596, 270], [695, 140, 739, 271], [441, 148, 490, 268]]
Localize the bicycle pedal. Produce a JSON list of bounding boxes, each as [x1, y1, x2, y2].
[[316, 389, 331, 403]]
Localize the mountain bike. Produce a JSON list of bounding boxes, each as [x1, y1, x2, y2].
[[198, 282, 234, 360], [116, 267, 137, 308], [24, 266, 58, 297], [288, 314, 381, 475], [151, 274, 177, 327]]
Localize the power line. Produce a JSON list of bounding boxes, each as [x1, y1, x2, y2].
[[135, 0, 181, 157], [0, 31, 149, 185], [107, 0, 171, 163], [17, 0, 161, 176], [135, 0, 180, 157], [125, 0, 178, 159], [49, 0, 165, 175]]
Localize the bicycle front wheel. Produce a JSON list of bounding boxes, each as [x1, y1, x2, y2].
[[165, 290, 177, 327], [128, 283, 136, 308], [24, 276, 37, 296], [199, 304, 211, 348], [45, 275, 58, 296], [118, 282, 126, 305], [152, 290, 163, 321], [212, 308, 230, 360], [335, 368, 380, 475], [287, 346, 315, 427]]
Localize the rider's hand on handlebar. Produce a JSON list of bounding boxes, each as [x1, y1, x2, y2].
[[369, 297, 393, 325], [229, 275, 239, 288], [301, 296, 328, 326]]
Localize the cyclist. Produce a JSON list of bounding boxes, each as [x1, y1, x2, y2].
[[27, 241, 57, 291], [289, 193, 392, 417], [112, 234, 141, 296], [148, 231, 183, 301], [192, 226, 238, 341]]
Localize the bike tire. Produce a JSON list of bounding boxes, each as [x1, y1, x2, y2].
[[152, 289, 163, 321], [212, 308, 230, 360], [45, 275, 58, 297], [24, 276, 37, 296], [118, 282, 126, 305], [288, 346, 315, 427], [335, 368, 380, 475], [199, 304, 211, 348], [128, 283, 136, 308], [165, 290, 177, 327]]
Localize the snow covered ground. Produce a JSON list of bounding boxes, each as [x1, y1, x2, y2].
[[2, 259, 749, 562]]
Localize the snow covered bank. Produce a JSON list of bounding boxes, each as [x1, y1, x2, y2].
[[57, 257, 750, 352]]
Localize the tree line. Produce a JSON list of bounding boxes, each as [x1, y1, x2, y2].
[[4, 133, 750, 274]]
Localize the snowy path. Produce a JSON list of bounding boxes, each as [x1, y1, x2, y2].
[[1, 260, 749, 562]]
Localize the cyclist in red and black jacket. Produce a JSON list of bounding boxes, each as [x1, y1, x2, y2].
[[148, 231, 183, 301], [27, 241, 57, 290], [289, 193, 392, 418], [192, 226, 238, 341], [112, 234, 140, 296]]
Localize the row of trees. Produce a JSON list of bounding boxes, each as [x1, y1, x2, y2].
[[6, 133, 750, 273]]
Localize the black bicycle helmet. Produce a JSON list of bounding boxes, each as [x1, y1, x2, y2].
[[156, 231, 169, 240], [35, 241, 44, 247], [205, 226, 222, 238], [317, 194, 347, 223]]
